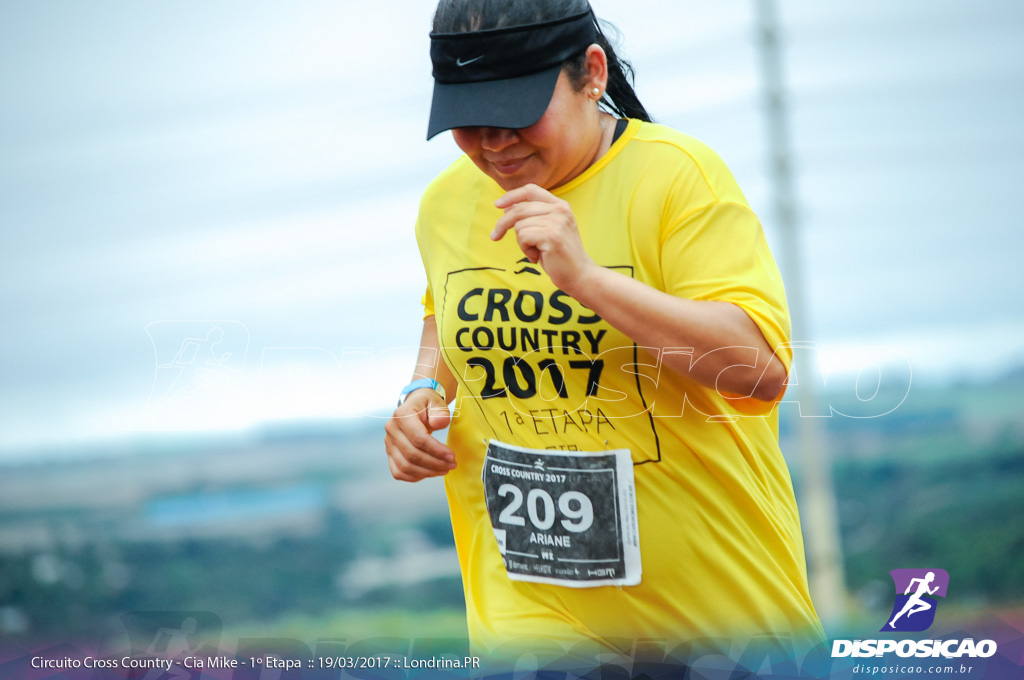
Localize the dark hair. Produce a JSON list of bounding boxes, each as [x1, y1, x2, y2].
[[432, 0, 653, 123]]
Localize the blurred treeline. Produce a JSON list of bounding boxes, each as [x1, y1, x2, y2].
[[1, 372, 1022, 644], [0, 515, 464, 641], [786, 370, 1024, 617]]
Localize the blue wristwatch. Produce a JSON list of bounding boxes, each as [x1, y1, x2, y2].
[[397, 378, 447, 406]]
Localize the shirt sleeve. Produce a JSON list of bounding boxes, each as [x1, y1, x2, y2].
[[421, 285, 435, 319], [659, 199, 793, 399]]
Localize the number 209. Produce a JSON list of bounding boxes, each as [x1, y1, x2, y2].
[[497, 484, 594, 533]]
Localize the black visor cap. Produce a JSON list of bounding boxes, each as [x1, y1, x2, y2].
[[427, 65, 562, 140], [427, 10, 597, 140]]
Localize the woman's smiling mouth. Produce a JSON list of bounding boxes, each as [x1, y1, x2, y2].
[[490, 155, 532, 174]]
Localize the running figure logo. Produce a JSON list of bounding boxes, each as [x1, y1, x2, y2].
[[141, 321, 249, 429], [881, 568, 949, 632]]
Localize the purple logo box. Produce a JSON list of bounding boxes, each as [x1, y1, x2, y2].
[[881, 568, 950, 632]]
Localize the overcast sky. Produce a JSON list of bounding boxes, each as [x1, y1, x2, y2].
[[1, 0, 1022, 456]]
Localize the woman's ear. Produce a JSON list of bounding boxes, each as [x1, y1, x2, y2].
[[584, 44, 609, 94]]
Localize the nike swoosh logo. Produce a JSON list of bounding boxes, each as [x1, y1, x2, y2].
[[456, 55, 484, 66]]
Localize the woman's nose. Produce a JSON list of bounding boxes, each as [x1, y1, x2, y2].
[[479, 127, 518, 151]]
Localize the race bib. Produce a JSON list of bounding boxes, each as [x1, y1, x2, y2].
[[481, 439, 641, 587]]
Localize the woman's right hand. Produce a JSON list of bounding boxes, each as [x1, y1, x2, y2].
[[384, 388, 456, 482]]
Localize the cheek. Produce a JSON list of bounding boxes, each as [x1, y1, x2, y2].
[[519, 103, 577, 162], [519, 117, 558, 151], [451, 129, 480, 157]]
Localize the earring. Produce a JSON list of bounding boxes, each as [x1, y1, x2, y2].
[[591, 87, 601, 98]]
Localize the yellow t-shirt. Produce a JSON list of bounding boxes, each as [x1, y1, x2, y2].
[[415, 119, 823, 657]]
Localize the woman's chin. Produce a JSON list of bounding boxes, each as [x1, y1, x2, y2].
[[490, 174, 534, 192], [486, 159, 546, 191]]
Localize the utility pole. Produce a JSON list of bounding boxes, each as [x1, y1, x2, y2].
[[754, 0, 847, 627]]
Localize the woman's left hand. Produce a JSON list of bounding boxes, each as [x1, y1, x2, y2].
[[492, 184, 598, 296]]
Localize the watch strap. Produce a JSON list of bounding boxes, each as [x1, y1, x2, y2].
[[398, 378, 446, 406]]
